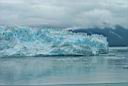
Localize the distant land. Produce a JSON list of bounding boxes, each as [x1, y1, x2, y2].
[[71, 25, 128, 47]]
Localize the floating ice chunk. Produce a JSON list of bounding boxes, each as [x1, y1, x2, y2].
[[0, 26, 108, 57]]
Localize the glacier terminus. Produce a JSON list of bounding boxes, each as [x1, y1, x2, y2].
[[0, 26, 108, 57]]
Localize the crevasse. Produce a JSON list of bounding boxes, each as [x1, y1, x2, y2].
[[0, 26, 108, 57]]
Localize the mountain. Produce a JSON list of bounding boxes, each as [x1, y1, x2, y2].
[[71, 25, 128, 47]]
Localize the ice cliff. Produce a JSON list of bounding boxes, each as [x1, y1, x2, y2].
[[0, 26, 108, 57]]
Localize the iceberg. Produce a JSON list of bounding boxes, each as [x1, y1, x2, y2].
[[0, 26, 108, 57]]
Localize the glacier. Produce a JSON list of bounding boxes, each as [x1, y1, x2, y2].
[[0, 26, 108, 57]]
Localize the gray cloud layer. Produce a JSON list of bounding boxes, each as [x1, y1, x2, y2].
[[0, 0, 128, 27]]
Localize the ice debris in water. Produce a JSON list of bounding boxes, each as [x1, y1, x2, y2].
[[0, 26, 108, 57]]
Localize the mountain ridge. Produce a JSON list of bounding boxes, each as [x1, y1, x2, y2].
[[71, 25, 128, 47]]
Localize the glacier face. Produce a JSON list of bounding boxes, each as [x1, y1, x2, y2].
[[0, 26, 108, 57]]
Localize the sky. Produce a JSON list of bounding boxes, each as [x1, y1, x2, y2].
[[0, 0, 128, 28]]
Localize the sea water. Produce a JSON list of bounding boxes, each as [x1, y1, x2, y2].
[[0, 47, 128, 85]]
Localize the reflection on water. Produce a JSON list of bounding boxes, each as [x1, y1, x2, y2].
[[0, 47, 128, 85]]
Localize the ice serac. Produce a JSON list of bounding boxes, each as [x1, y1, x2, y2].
[[0, 26, 108, 57]]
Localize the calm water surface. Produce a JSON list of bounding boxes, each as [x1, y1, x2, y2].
[[0, 47, 128, 85]]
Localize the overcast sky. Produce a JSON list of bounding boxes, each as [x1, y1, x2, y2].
[[0, 0, 128, 28]]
